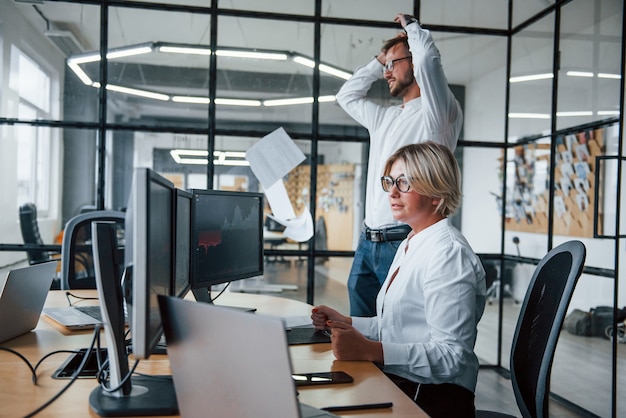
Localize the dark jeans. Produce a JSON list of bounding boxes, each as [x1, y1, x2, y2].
[[347, 231, 401, 316], [385, 373, 476, 418]]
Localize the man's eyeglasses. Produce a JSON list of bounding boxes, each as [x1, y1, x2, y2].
[[383, 56, 412, 73], [381, 175, 411, 193]]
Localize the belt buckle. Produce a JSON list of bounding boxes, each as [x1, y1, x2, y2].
[[369, 230, 383, 242]]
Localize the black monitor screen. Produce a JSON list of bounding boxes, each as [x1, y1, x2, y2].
[[173, 189, 192, 298], [191, 190, 263, 289]]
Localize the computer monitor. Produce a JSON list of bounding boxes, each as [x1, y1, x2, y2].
[[173, 188, 192, 298], [128, 168, 175, 360], [190, 189, 264, 303], [89, 168, 178, 417]]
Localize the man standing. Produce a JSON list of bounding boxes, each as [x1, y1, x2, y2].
[[337, 13, 463, 316]]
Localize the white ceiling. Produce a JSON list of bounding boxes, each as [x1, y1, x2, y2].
[[10, 0, 623, 135]]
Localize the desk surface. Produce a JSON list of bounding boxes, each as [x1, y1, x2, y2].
[[0, 291, 426, 418]]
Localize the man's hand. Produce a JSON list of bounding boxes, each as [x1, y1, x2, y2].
[[394, 13, 417, 28]]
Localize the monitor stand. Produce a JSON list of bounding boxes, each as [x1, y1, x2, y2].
[[89, 222, 178, 416], [192, 287, 256, 313], [232, 276, 298, 293]]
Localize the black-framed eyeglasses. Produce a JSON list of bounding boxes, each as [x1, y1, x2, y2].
[[381, 175, 411, 193], [383, 56, 411, 73]]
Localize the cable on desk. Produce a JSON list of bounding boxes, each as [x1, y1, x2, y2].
[[210, 282, 230, 303], [23, 324, 101, 418], [97, 358, 139, 393], [65, 291, 98, 306], [0, 347, 38, 384]]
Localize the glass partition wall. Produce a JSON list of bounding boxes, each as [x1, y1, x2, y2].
[[0, 1, 624, 416]]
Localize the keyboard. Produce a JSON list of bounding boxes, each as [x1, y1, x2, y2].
[[75, 305, 104, 322], [74, 305, 129, 323]]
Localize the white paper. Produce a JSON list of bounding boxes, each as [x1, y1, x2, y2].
[[245, 127, 306, 188], [264, 181, 296, 220], [282, 315, 314, 329], [269, 209, 313, 242], [253, 314, 314, 330], [246, 127, 312, 242]]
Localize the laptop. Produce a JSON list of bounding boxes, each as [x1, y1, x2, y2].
[[158, 295, 339, 418], [0, 261, 57, 344], [44, 304, 106, 329], [44, 297, 128, 329]]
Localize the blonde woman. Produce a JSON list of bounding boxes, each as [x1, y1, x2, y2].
[[312, 142, 486, 418]]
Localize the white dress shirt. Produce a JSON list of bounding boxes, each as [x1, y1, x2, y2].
[[351, 218, 487, 392], [336, 22, 463, 230]]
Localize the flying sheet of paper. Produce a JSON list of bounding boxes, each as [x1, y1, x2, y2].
[[268, 210, 313, 243], [245, 127, 306, 188], [246, 128, 313, 242], [264, 181, 295, 221]]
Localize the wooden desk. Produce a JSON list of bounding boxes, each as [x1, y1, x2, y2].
[[0, 291, 426, 417]]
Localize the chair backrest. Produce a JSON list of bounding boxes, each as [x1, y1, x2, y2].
[[478, 254, 499, 290], [19, 202, 51, 265], [510, 240, 586, 418], [60, 210, 125, 290]]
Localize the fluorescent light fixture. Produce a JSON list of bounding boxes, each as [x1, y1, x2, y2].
[[107, 45, 153, 60], [216, 49, 288, 60], [68, 61, 94, 85], [597, 110, 620, 116], [67, 42, 348, 105], [293, 56, 314, 68], [68, 53, 101, 65], [158, 46, 211, 55], [319, 64, 352, 80], [171, 96, 211, 104], [598, 73, 621, 79], [223, 151, 246, 158], [566, 71, 594, 78], [170, 149, 208, 164], [508, 113, 550, 119], [263, 95, 337, 106], [216, 160, 250, 166], [293, 56, 352, 80], [214, 151, 249, 166], [264, 97, 314, 107], [106, 84, 170, 101], [170, 149, 249, 166], [556, 111, 593, 117], [67, 45, 153, 65], [509, 73, 554, 83], [215, 98, 262, 107]]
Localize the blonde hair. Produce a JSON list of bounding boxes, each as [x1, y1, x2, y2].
[[383, 142, 461, 217]]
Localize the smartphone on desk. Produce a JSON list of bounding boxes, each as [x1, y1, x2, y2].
[[292, 371, 353, 387]]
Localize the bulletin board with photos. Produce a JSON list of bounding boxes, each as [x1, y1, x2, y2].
[[502, 127, 604, 238]]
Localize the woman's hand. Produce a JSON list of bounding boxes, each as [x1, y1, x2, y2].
[[326, 320, 384, 363], [310, 305, 350, 330]]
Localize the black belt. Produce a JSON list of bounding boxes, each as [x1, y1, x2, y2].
[[364, 225, 411, 242]]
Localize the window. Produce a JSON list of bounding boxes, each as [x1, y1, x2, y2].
[[10, 46, 52, 214]]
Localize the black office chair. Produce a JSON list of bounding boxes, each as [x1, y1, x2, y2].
[[19, 202, 52, 265], [60, 210, 125, 290], [476, 240, 586, 418], [19, 202, 62, 289]]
